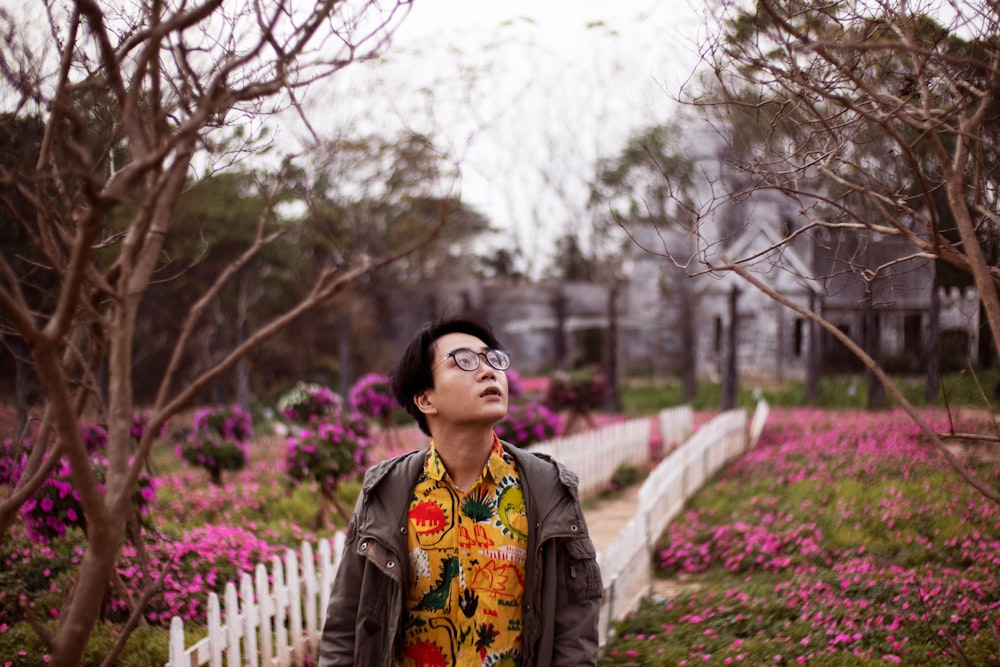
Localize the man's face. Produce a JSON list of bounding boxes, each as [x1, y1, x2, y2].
[[417, 332, 509, 430]]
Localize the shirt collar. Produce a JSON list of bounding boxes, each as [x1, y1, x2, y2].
[[424, 432, 515, 485]]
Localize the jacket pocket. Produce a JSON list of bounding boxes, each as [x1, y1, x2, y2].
[[564, 537, 603, 602]]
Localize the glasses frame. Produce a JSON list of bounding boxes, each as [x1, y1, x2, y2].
[[434, 347, 511, 373]]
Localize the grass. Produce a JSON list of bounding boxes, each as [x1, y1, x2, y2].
[[598, 408, 1000, 666], [620, 368, 1000, 414]]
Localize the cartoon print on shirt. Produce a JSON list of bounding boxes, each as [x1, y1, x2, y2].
[[459, 588, 479, 618], [416, 556, 460, 612], [495, 476, 527, 542], [410, 547, 431, 583], [403, 618, 459, 667], [461, 486, 495, 522]]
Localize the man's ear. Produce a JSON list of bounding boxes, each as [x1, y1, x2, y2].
[[414, 391, 437, 416]]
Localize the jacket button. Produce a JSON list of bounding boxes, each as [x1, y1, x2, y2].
[[571, 524, 578, 532], [360, 542, 368, 550], [387, 561, 396, 568], [400, 526, 407, 534]]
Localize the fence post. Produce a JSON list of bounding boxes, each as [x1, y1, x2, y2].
[[256, 562, 274, 666], [207, 592, 222, 667], [241, 573, 259, 667], [302, 540, 318, 653], [272, 555, 290, 666], [224, 583, 240, 667], [287, 548, 304, 661], [168, 616, 185, 667]]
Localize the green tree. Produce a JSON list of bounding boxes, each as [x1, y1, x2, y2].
[[290, 131, 493, 378], [591, 121, 701, 400]]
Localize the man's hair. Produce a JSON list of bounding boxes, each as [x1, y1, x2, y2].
[[390, 316, 504, 437]]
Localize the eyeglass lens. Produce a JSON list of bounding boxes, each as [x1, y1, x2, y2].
[[453, 349, 510, 371]]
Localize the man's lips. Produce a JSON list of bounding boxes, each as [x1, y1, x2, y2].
[[480, 386, 503, 398]]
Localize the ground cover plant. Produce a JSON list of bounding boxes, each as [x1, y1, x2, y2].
[[600, 408, 1000, 666]]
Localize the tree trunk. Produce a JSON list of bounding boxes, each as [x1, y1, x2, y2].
[[553, 290, 568, 371], [234, 276, 252, 411], [925, 282, 941, 402], [680, 269, 698, 402], [722, 286, 739, 410], [604, 282, 623, 412], [864, 298, 887, 409], [806, 291, 821, 404], [338, 310, 352, 399], [14, 338, 29, 439]]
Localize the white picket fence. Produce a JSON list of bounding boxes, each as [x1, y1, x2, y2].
[[165, 403, 767, 665], [526, 416, 654, 499], [596, 401, 770, 643], [166, 533, 346, 667]]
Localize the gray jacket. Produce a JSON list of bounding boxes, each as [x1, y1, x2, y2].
[[318, 442, 602, 666]]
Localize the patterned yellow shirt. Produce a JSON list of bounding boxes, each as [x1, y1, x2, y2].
[[401, 434, 528, 666]]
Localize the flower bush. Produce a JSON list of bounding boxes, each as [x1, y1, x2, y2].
[[176, 404, 253, 484], [505, 367, 524, 400], [494, 400, 562, 448], [348, 373, 398, 423], [20, 457, 84, 544], [80, 422, 108, 454], [601, 408, 1000, 666], [544, 371, 609, 413], [277, 381, 342, 424], [5, 421, 158, 545], [0, 435, 28, 486], [114, 524, 282, 624], [130, 410, 167, 444], [286, 414, 372, 496]]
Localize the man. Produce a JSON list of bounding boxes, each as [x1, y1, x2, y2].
[[318, 317, 602, 666]]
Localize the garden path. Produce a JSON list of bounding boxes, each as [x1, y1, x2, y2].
[[584, 483, 641, 553]]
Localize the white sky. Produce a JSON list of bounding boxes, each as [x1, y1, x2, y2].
[[300, 0, 709, 274]]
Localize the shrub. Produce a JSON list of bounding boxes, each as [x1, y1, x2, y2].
[[285, 413, 372, 525], [8, 421, 157, 544], [277, 382, 342, 424], [0, 435, 28, 486], [505, 367, 524, 400], [176, 404, 253, 485], [80, 422, 108, 454], [20, 458, 85, 544], [130, 410, 168, 444], [286, 415, 372, 493], [114, 524, 282, 625], [494, 401, 562, 448], [544, 371, 610, 413], [348, 373, 398, 423]]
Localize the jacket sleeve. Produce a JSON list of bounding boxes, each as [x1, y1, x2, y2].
[[317, 513, 363, 665], [551, 532, 603, 666]]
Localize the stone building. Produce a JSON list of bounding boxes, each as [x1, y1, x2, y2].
[[388, 123, 981, 385]]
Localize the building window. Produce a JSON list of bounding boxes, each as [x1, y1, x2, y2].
[[794, 318, 805, 357], [904, 313, 922, 354]]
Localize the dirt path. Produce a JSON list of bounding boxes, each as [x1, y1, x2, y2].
[[584, 483, 695, 600], [583, 484, 642, 553]]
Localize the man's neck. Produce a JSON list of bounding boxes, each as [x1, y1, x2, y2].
[[430, 425, 495, 492]]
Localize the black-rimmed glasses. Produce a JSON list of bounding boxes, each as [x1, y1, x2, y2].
[[436, 348, 511, 372]]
